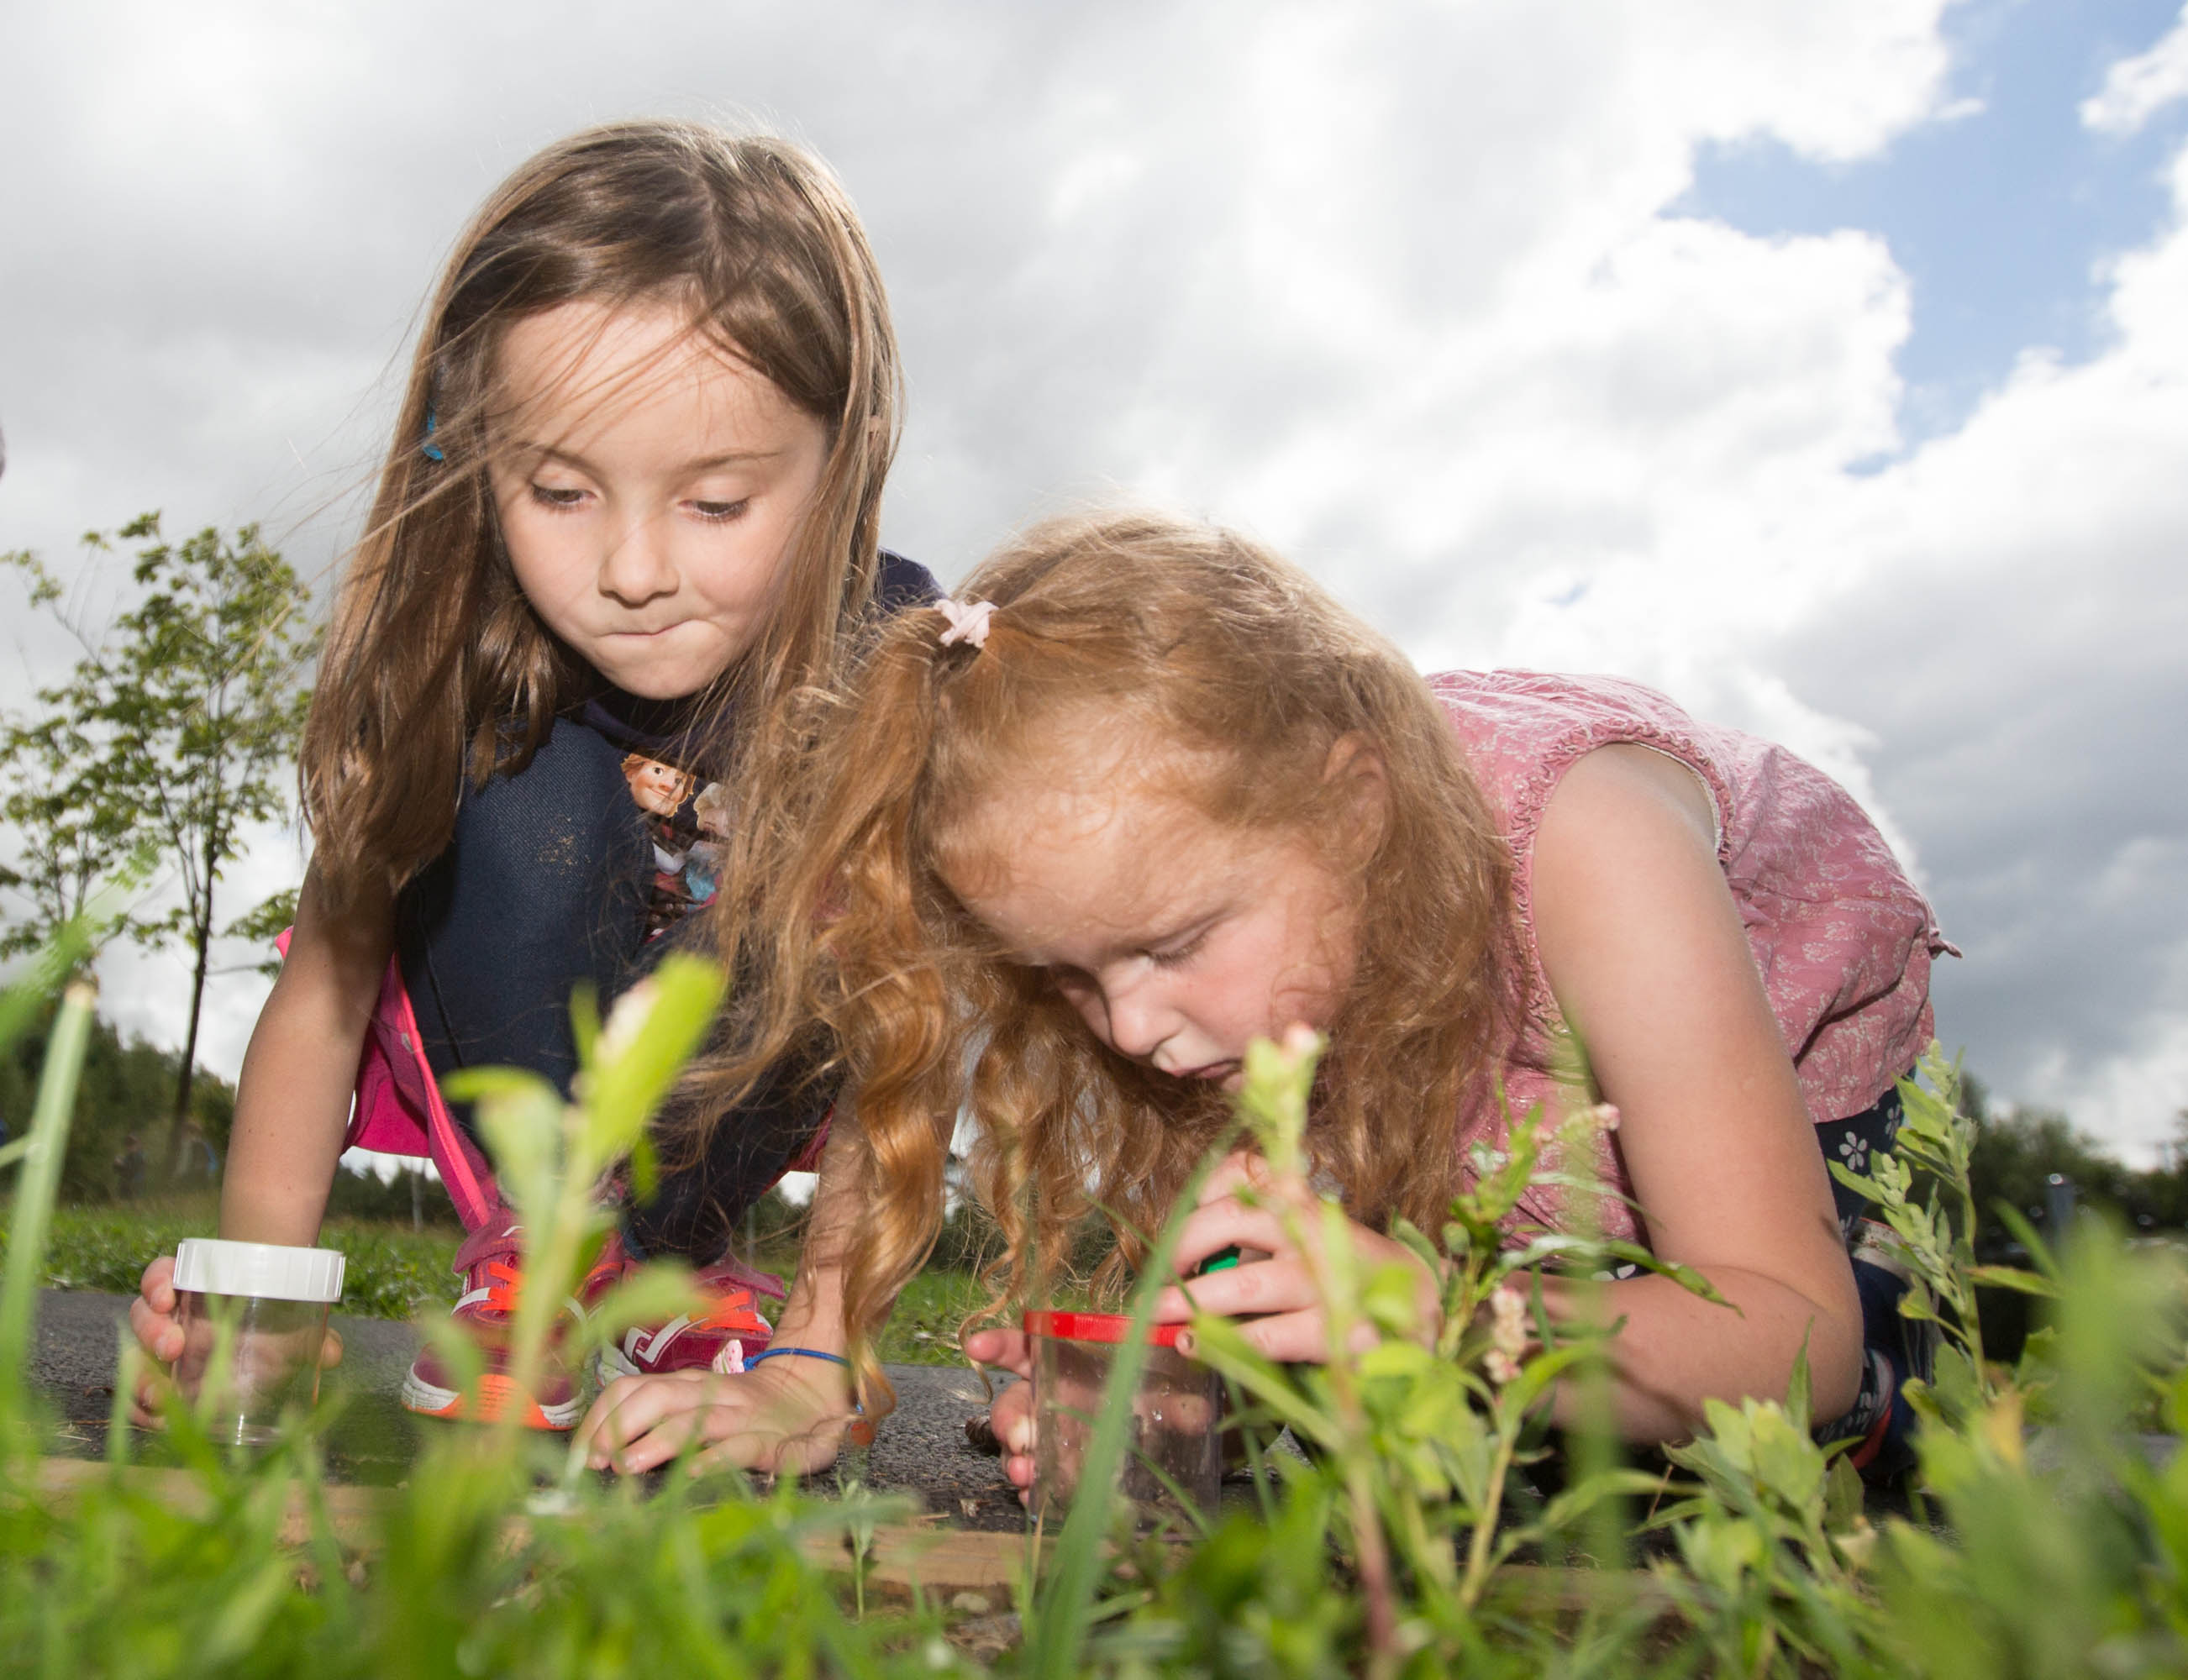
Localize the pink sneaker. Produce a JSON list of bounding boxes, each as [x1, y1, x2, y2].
[[400, 1214, 586, 1431], [592, 1239, 788, 1380]]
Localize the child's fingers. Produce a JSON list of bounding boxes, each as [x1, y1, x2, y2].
[[965, 1344, 1038, 1499], [1182, 1305, 1338, 1364], [989, 1376, 1035, 1456], [601, 1406, 707, 1475], [1195, 1151, 1275, 1206], [581, 1368, 849, 1477], [1162, 1205, 1302, 1308], [1178, 1300, 1380, 1365], [580, 1372, 726, 1473], [577, 1372, 703, 1464], [318, 1327, 345, 1369], [138, 1253, 176, 1315], [129, 1365, 172, 1430], [962, 1326, 1033, 1377], [575, 1373, 658, 1463], [1160, 1250, 1321, 1326], [127, 1294, 185, 1365]]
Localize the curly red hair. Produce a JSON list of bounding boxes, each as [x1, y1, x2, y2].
[[684, 510, 1515, 1413]]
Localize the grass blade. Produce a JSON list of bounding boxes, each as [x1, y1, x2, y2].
[[1024, 1137, 1233, 1678], [0, 976, 97, 1436]]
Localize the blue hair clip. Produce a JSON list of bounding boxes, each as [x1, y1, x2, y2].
[[422, 407, 445, 463]]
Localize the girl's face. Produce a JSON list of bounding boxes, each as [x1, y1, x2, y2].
[[489, 299, 831, 700], [948, 756, 1362, 1093]]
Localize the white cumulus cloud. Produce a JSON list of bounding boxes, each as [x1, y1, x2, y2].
[[2082, 3, 2188, 135], [3, 0, 2181, 1160]]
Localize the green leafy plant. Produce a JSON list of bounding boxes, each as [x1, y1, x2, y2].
[[1060, 1042, 2188, 1676], [9, 931, 2188, 1677], [1, 948, 972, 1676], [1835, 1051, 2188, 1676], [1044, 1031, 1724, 1676]]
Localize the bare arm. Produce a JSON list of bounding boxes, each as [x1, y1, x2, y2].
[[755, 1115, 859, 1368], [219, 862, 392, 1243], [1532, 745, 1862, 1439], [131, 861, 387, 1414]]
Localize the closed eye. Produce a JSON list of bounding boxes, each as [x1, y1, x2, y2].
[[1047, 963, 1097, 996], [529, 484, 588, 512], [1148, 926, 1212, 969], [690, 498, 750, 523]]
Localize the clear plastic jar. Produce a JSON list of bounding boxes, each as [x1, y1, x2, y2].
[[170, 1238, 345, 1446], [1023, 1310, 1222, 1524]]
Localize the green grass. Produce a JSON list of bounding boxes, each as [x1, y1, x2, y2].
[[16, 960, 2188, 1672], [728, 1247, 992, 1368], [872, 1266, 993, 1366], [1, 1201, 461, 1320]]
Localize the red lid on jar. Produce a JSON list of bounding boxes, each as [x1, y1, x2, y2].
[[1023, 1310, 1188, 1347]]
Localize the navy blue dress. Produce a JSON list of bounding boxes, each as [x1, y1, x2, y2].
[[396, 553, 939, 1261]]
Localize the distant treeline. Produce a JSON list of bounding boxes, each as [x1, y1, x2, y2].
[[1, 1001, 235, 1204], [1959, 1072, 2188, 1242]]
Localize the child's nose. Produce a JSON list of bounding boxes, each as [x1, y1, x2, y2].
[[1102, 985, 1171, 1061], [598, 512, 678, 606]]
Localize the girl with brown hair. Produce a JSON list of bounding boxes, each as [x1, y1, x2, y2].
[[129, 119, 936, 1443], [580, 507, 1949, 1483]]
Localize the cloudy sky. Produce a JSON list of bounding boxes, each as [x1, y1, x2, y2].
[[3, 0, 2185, 1160]]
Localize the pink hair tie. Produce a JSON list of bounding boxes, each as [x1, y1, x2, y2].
[[935, 596, 996, 650]]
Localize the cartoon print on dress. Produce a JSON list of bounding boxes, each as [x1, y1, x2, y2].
[[682, 781, 733, 907], [621, 752, 708, 937]]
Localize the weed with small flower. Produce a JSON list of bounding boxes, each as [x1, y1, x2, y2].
[[3, 921, 2186, 1675]]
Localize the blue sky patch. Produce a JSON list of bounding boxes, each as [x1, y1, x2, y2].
[[1681, 0, 2187, 447]]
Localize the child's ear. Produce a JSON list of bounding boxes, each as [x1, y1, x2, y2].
[[1322, 732, 1390, 855]]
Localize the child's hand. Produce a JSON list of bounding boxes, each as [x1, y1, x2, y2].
[[1154, 1151, 1444, 1362], [127, 1253, 345, 1425], [576, 1359, 858, 1478], [962, 1327, 1036, 1503], [126, 1255, 186, 1425]]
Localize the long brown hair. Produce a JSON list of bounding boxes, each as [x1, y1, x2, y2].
[[301, 121, 900, 906], [697, 510, 1513, 1410]]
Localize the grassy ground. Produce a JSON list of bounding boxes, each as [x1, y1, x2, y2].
[[872, 1265, 997, 1365], [8, 1200, 989, 1367], [13, 1200, 464, 1320]]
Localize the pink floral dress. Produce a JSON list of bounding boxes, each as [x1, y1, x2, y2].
[[1433, 670, 1954, 1472], [1430, 670, 1955, 1246]]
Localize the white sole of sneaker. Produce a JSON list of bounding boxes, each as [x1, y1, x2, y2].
[[400, 1365, 585, 1431]]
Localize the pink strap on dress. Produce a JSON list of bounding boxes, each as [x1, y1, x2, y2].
[[273, 928, 502, 1230]]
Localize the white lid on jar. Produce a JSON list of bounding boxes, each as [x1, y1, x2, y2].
[[171, 1238, 345, 1304]]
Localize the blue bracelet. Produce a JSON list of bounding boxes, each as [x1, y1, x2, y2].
[[745, 1347, 850, 1369], [745, 1346, 862, 1415]]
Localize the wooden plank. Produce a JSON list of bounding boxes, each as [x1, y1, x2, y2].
[[799, 1524, 1040, 1595], [20, 1458, 1673, 1610], [24, 1456, 392, 1546], [22, 1456, 1034, 1588]]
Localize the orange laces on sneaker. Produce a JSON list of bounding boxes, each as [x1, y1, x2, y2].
[[691, 1286, 765, 1332], [480, 1257, 524, 1317]]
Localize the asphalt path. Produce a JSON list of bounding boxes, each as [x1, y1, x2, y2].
[[28, 1289, 1030, 1531], [31, 1290, 1946, 1551]]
